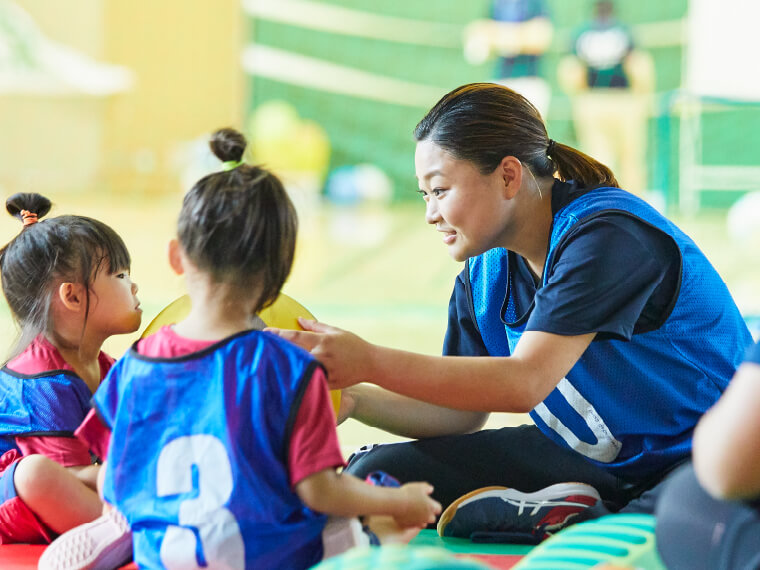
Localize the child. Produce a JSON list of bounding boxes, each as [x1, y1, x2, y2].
[[0, 192, 141, 545], [42, 128, 440, 570], [654, 339, 760, 569]]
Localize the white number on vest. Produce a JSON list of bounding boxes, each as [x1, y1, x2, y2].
[[156, 435, 245, 569]]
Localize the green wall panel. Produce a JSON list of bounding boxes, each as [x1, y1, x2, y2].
[[245, 0, 760, 208]]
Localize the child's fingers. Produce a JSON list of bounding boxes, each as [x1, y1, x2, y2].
[[410, 482, 435, 495], [427, 497, 441, 516]]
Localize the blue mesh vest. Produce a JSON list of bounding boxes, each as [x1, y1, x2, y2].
[[95, 330, 327, 570], [0, 367, 92, 455], [468, 186, 751, 478]]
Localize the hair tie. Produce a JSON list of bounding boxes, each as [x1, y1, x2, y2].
[[222, 160, 244, 171], [546, 139, 556, 156], [19, 209, 38, 227]]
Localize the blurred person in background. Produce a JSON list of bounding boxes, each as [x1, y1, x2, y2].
[[464, 0, 553, 117], [558, 0, 654, 198]]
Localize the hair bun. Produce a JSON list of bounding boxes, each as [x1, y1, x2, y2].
[[6, 193, 52, 222], [209, 128, 247, 163]]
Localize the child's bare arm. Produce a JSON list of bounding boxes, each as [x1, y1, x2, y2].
[[693, 361, 760, 499], [295, 469, 441, 528]]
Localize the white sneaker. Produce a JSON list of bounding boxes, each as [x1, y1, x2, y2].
[[321, 516, 369, 559], [38, 508, 132, 570]]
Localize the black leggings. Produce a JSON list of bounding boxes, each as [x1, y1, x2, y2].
[[345, 424, 665, 514], [656, 463, 760, 570]]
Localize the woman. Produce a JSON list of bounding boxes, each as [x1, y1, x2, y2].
[[271, 83, 752, 540]]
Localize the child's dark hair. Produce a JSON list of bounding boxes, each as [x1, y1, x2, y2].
[[414, 83, 618, 188], [0, 193, 132, 361], [178, 128, 298, 314]]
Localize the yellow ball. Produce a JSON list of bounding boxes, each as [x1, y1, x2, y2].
[[141, 294, 341, 415]]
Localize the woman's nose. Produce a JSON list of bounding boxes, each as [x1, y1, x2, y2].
[[425, 198, 440, 225]]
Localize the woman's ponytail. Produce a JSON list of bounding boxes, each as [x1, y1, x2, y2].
[[550, 141, 618, 188]]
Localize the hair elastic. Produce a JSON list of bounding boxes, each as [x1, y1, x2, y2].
[[222, 160, 244, 171], [19, 210, 38, 226], [546, 139, 556, 156]]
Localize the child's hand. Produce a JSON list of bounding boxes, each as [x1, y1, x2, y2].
[[394, 482, 441, 528]]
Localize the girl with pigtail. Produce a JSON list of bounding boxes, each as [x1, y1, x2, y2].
[[0, 194, 141, 545], [270, 83, 752, 541]]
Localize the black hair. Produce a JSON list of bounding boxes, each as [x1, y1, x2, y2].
[[178, 127, 298, 314], [414, 83, 618, 188], [0, 193, 132, 361]]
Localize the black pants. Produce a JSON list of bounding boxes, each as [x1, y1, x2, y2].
[[656, 463, 760, 570], [346, 424, 668, 515]]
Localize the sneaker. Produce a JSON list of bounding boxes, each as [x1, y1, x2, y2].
[[321, 516, 370, 559], [437, 482, 601, 543], [38, 508, 133, 570]]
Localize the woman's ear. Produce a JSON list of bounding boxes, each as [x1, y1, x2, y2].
[[57, 282, 85, 312], [168, 239, 185, 276], [498, 156, 523, 199]]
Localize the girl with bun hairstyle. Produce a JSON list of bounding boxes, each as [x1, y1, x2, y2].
[[0, 193, 141, 545], [41, 128, 440, 570]]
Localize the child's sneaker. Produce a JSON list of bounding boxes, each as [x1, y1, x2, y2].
[[321, 516, 371, 559], [437, 482, 601, 543], [37, 508, 132, 570]]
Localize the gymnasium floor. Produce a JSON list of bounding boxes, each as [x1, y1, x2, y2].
[[1, 189, 758, 455]]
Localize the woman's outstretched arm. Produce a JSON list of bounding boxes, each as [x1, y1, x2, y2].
[[268, 319, 594, 413]]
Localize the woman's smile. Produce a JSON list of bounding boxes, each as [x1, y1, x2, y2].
[[439, 229, 457, 245]]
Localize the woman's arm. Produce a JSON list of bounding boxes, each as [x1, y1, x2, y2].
[[295, 468, 440, 528], [692, 361, 760, 500], [342, 384, 489, 438], [271, 320, 594, 413]]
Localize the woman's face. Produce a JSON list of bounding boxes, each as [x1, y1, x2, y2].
[[415, 140, 512, 262]]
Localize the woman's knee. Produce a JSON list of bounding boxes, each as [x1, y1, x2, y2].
[[345, 444, 395, 478]]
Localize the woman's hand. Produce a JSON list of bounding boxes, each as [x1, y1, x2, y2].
[[266, 318, 375, 389]]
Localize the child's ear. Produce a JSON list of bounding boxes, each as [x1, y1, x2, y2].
[[57, 282, 85, 312], [168, 239, 185, 276]]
